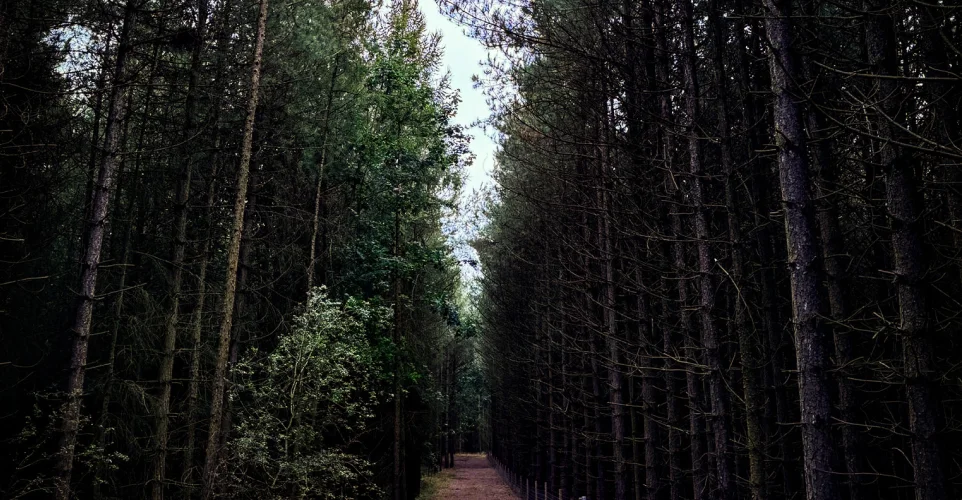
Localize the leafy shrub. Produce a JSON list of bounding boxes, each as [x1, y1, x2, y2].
[[228, 288, 390, 499]]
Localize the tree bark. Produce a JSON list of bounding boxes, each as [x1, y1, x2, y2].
[[863, 3, 947, 498], [731, 8, 780, 497], [808, 102, 863, 500], [184, 2, 235, 485], [597, 95, 626, 500], [306, 59, 339, 292], [201, 0, 268, 495], [634, 268, 663, 500], [55, 4, 136, 498], [679, 2, 734, 497], [93, 110, 141, 500], [762, 1, 837, 498], [152, 3, 208, 497], [706, 5, 767, 499], [183, 177, 216, 494]]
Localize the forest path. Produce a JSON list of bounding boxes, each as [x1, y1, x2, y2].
[[437, 454, 518, 499]]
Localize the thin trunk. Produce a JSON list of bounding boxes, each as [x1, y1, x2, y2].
[[583, 357, 594, 500], [217, 195, 255, 460], [93, 119, 141, 500], [737, 13, 781, 495], [731, 11, 789, 494], [707, 3, 766, 498], [55, 4, 136, 498], [548, 321, 558, 494], [680, 1, 734, 496], [183, 175, 216, 494], [670, 132, 708, 500], [534, 310, 544, 483], [599, 101, 626, 500], [561, 340, 574, 498], [392, 179, 405, 500], [80, 31, 113, 257], [653, 2, 684, 497], [635, 269, 662, 500], [863, 3, 947, 498], [448, 347, 457, 468], [590, 351, 607, 500], [153, 3, 208, 497], [684, 327, 709, 500], [762, 1, 837, 498], [441, 348, 448, 469], [626, 323, 640, 500], [809, 104, 862, 500], [185, 2, 235, 487], [439, 348, 446, 469], [201, 0, 268, 495], [629, 381, 642, 500], [306, 60, 339, 292]]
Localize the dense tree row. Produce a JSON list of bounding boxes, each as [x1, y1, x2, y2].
[[465, 0, 962, 499], [0, 0, 474, 498]]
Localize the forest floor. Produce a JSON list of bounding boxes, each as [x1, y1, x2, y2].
[[435, 454, 518, 499]]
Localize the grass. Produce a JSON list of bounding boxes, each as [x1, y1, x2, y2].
[[417, 467, 456, 500]]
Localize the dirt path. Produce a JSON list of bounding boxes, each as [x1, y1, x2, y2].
[[437, 454, 517, 500]]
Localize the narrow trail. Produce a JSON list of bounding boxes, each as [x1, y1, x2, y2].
[[437, 454, 517, 499]]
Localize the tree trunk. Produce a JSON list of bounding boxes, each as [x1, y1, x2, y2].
[[762, 1, 837, 498], [708, 3, 767, 498], [80, 30, 113, 258], [448, 347, 457, 468], [93, 114, 141, 500], [152, 3, 208, 497], [201, 0, 268, 495], [216, 193, 255, 463], [651, 2, 686, 497], [55, 4, 136, 498], [729, 10, 794, 494], [634, 268, 662, 500], [668, 124, 708, 500], [807, 102, 863, 500], [863, 3, 947, 498], [306, 59, 339, 292], [589, 350, 607, 500], [391, 158, 407, 499], [547, 318, 558, 494], [183, 193, 213, 494], [680, 1, 734, 497], [184, 2, 235, 484], [597, 100, 626, 500]]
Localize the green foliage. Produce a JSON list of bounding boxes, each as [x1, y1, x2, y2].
[[228, 288, 390, 499], [0, 0, 472, 497]]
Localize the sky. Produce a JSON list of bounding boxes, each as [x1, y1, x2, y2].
[[419, 0, 497, 196], [418, 0, 497, 279]]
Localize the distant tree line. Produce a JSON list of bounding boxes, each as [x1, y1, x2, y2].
[[460, 0, 962, 498]]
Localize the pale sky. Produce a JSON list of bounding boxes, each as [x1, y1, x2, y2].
[[419, 0, 496, 278], [419, 0, 496, 196]]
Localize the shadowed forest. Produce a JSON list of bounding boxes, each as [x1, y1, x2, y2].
[[2, 0, 961, 499]]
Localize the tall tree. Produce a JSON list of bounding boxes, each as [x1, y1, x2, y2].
[[55, 4, 137, 497], [201, 0, 269, 495], [151, 2, 208, 498], [864, 2, 947, 497]]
